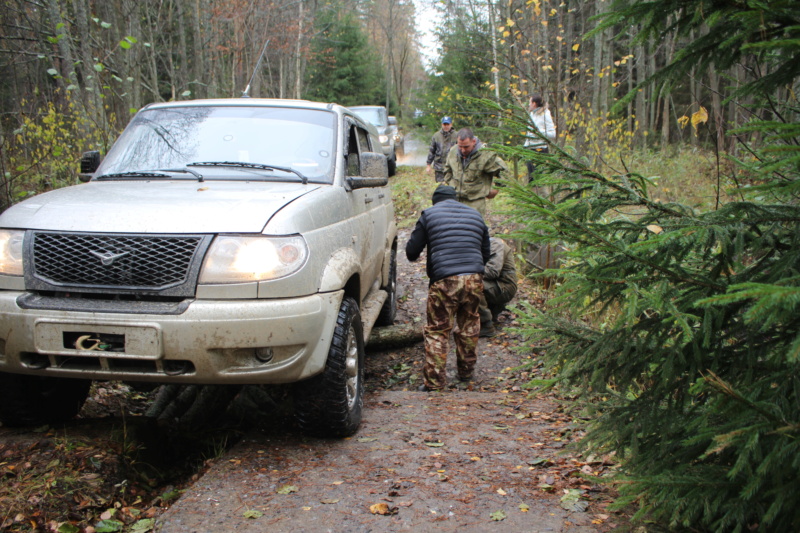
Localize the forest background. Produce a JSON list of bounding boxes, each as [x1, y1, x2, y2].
[[2, 0, 759, 207], [1, 0, 799, 531]]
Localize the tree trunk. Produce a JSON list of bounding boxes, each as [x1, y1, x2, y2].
[[44, 0, 78, 93], [294, 0, 305, 99], [367, 323, 423, 350], [709, 66, 725, 153], [192, 0, 206, 99], [635, 38, 647, 146], [71, 0, 103, 128], [175, 0, 189, 98]]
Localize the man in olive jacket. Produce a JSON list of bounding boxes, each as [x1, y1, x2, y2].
[[443, 128, 507, 217], [426, 116, 456, 183], [406, 185, 491, 391], [479, 237, 518, 337]]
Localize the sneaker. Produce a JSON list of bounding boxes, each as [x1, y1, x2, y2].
[[479, 323, 497, 337], [418, 384, 441, 392]]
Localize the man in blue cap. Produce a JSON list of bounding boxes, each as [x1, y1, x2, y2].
[[426, 116, 456, 183]]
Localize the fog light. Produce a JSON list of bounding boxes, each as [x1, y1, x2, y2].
[[255, 347, 274, 363], [163, 360, 191, 376], [21, 352, 49, 369]]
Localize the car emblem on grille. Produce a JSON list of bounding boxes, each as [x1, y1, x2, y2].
[[89, 250, 131, 266]]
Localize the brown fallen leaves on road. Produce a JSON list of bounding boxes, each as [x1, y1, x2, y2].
[[369, 502, 398, 515]]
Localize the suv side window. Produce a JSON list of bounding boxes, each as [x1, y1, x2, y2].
[[346, 123, 372, 177], [346, 124, 360, 177], [356, 128, 371, 153]]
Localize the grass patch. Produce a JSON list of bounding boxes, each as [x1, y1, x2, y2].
[[391, 165, 438, 229], [624, 145, 737, 210]]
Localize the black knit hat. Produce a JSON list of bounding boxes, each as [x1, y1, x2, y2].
[[432, 185, 457, 204]]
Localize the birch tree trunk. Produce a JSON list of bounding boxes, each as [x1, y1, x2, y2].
[[293, 1, 305, 99], [192, 0, 206, 98]]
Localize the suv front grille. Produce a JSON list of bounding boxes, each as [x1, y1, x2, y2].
[[29, 232, 207, 293]]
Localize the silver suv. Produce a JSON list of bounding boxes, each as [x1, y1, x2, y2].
[[348, 106, 397, 176], [0, 99, 397, 437]]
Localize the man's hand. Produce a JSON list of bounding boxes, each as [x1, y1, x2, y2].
[[426, 164, 432, 173], [487, 188, 499, 199]]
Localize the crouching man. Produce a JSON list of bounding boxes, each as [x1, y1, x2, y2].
[[479, 237, 518, 337], [406, 185, 491, 391]]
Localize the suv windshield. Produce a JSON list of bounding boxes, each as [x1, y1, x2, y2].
[[350, 107, 386, 128], [96, 106, 337, 183]]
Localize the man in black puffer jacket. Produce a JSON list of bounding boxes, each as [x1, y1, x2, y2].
[[406, 185, 491, 391]]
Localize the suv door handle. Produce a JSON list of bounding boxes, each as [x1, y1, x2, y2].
[[364, 197, 374, 204]]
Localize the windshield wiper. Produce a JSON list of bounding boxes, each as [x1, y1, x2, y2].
[[95, 171, 173, 181], [158, 167, 205, 182], [187, 161, 308, 184]]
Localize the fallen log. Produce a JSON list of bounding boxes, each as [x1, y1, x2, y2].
[[367, 322, 423, 350]]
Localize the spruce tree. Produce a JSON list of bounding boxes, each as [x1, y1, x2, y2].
[[303, 3, 385, 106], [495, 1, 800, 530]]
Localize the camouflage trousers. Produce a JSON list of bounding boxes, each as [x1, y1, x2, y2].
[[481, 279, 517, 323], [423, 273, 483, 389]]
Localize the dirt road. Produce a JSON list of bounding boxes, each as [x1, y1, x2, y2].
[[156, 225, 618, 532]]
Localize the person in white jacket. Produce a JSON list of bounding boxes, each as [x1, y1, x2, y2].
[[524, 94, 556, 182]]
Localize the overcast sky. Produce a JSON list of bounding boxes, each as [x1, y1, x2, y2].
[[412, 0, 441, 69]]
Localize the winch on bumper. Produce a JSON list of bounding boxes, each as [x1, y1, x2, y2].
[[0, 290, 343, 384]]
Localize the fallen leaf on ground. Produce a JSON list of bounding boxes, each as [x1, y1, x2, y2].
[[560, 489, 589, 512], [369, 503, 398, 515], [243, 510, 263, 519], [320, 499, 339, 504], [490, 510, 507, 521], [277, 485, 298, 495]]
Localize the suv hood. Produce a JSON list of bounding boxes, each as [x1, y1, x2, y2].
[[0, 181, 319, 234]]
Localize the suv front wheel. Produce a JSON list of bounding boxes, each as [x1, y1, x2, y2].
[[293, 296, 364, 437]]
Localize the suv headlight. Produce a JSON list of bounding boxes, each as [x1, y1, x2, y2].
[[0, 230, 24, 276], [379, 134, 389, 144], [199, 235, 308, 284]]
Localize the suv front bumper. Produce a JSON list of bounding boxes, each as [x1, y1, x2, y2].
[[0, 291, 343, 384]]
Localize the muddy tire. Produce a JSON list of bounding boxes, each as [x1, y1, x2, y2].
[[0, 373, 90, 427], [375, 246, 397, 326], [146, 384, 242, 431], [294, 296, 364, 438]]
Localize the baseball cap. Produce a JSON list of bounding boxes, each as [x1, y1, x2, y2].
[[441, 116, 452, 124]]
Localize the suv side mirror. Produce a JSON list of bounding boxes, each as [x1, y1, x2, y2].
[[79, 151, 100, 182], [347, 152, 388, 189]]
